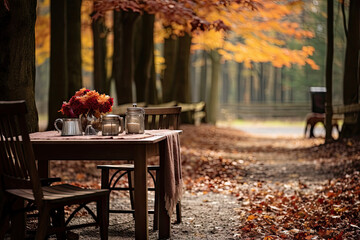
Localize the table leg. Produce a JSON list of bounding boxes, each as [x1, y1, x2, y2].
[[134, 145, 149, 240], [159, 140, 171, 239], [38, 159, 49, 178]]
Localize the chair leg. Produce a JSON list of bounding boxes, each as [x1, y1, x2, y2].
[[176, 201, 182, 224], [10, 198, 25, 240], [36, 207, 50, 240], [101, 169, 110, 189], [153, 170, 160, 231], [97, 195, 109, 240], [127, 171, 135, 218], [51, 208, 66, 240], [0, 194, 10, 239]]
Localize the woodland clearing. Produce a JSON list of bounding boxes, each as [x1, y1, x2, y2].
[[26, 124, 360, 239]]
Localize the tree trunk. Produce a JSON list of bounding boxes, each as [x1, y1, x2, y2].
[[237, 62, 244, 103], [340, 0, 360, 138], [134, 13, 155, 103], [0, 0, 38, 132], [222, 61, 229, 104], [92, 13, 109, 93], [325, 0, 334, 142], [67, 0, 82, 97], [208, 50, 221, 124], [200, 50, 208, 102], [250, 64, 255, 102], [162, 35, 178, 102], [116, 11, 139, 104], [48, 0, 67, 130], [174, 33, 192, 103], [112, 10, 122, 103]]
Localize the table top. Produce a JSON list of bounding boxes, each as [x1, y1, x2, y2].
[[30, 130, 181, 145]]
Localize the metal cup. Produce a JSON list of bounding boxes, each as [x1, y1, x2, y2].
[[54, 118, 83, 136]]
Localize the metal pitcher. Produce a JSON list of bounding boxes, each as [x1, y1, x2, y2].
[[54, 118, 83, 136]]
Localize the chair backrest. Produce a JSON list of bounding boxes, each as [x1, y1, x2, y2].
[[0, 100, 43, 207], [144, 106, 181, 130]]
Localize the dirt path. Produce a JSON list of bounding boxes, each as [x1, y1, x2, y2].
[[37, 124, 360, 239]]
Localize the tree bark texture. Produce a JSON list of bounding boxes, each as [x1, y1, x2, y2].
[[325, 0, 334, 142], [162, 36, 178, 103], [200, 50, 208, 102], [0, 0, 39, 132], [66, 0, 82, 97], [208, 50, 221, 124], [115, 10, 139, 104], [48, 0, 67, 130], [134, 14, 155, 103], [340, 0, 360, 138], [112, 10, 122, 103], [92, 14, 109, 94], [174, 33, 192, 103], [236, 62, 244, 103], [222, 61, 229, 104]]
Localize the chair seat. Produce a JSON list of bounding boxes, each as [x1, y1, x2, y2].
[[6, 184, 109, 204], [97, 164, 160, 171]]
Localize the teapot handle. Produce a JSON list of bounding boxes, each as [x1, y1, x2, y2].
[[54, 118, 63, 133]]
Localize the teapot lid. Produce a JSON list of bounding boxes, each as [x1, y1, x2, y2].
[[126, 103, 144, 113], [102, 114, 120, 120]]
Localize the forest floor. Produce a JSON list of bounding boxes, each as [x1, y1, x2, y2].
[[26, 124, 360, 239]]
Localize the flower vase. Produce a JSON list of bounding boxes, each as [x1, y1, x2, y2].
[[80, 114, 102, 133]]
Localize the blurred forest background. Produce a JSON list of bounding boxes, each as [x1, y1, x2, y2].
[[34, 0, 347, 125]]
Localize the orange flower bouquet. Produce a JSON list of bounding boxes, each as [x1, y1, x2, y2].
[[59, 88, 114, 118]]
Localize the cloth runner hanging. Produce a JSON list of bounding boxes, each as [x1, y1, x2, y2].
[[147, 130, 183, 217]]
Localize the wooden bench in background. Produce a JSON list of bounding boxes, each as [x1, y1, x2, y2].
[[304, 113, 341, 138], [112, 101, 206, 126]]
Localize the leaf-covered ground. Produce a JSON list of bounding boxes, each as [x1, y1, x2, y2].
[[48, 124, 360, 239]]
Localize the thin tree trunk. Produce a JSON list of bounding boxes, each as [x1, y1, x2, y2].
[[250, 64, 255, 102], [340, 0, 360, 138], [162, 35, 178, 102], [174, 33, 192, 103], [273, 66, 278, 102], [208, 50, 221, 124], [325, 0, 334, 142], [48, 0, 67, 130], [222, 61, 229, 104], [112, 10, 122, 103], [199, 50, 208, 102], [67, 0, 82, 97], [117, 11, 139, 104], [280, 67, 285, 103], [0, 0, 38, 132], [134, 13, 155, 103], [237, 62, 244, 103], [92, 14, 109, 93]]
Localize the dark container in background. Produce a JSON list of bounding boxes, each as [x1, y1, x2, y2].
[[310, 87, 326, 113]]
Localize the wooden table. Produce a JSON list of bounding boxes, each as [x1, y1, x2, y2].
[[30, 131, 178, 239]]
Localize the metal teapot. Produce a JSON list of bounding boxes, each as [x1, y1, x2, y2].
[[102, 114, 124, 136], [54, 118, 83, 136]]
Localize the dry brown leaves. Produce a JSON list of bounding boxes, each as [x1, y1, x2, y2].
[[49, 124, 360, 238], [180, 124, 360, 239]]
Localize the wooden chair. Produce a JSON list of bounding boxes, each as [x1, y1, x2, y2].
[[0, 100, 109, 239], [97, 106, 182, 230]]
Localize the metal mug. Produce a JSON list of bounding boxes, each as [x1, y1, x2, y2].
[[54, 118, 83, 136]]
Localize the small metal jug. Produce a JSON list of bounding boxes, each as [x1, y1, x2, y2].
[[54, 118, 83, 136]]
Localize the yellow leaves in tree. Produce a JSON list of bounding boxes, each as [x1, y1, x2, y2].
[[192, 29, 225, 51], [35, 12, 50, 65], [190, 0, 318, 70]]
